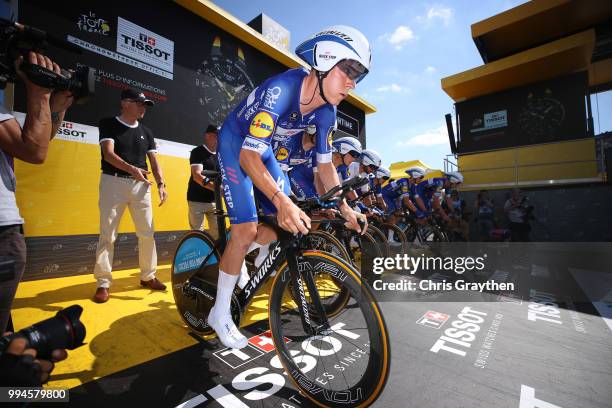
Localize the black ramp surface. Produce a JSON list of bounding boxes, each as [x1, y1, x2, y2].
[[46, 243, 612, 407]]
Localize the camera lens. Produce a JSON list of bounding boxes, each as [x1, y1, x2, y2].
[[7, 305, 86, 359]]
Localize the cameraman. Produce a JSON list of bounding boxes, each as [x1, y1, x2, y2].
[[504, 188, 531, 242], [0, 50, 74, 333]]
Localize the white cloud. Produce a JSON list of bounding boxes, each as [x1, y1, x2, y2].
[[376, 83, 408, 93], [425, 66, 437, 74], [378, 25, 415, 50], [417, 5, 454, 27], [427, 6, 453, 25], [396, 125, 449, 147]]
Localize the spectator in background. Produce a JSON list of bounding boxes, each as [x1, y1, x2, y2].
[[475, 189, 495, 241], [0, 52, 73, 332], [92, 88, 167, 304], [504, 188, 532, 242], [448, 190, 469, 241], [187, 125, 219, 239]]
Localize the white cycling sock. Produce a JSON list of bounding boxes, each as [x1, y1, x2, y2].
[[387, 229, 394, 241], [238, 261, 250, 289], [213, 270, 239, 317], [254, 243, 270, 269]]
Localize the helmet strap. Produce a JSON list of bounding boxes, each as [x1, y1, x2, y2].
[[316, 70, 331, 104]]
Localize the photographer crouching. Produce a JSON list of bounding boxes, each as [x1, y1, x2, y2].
[[0, 19, 88, 386]]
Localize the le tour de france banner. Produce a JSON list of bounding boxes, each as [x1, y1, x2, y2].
[[15, 0, 366, 147], [15, 0, 290, 146]]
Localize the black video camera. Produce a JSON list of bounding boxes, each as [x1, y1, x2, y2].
[[0, 305, 86, 359], [0, 18, 94, 103]]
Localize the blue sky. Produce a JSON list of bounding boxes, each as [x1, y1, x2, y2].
[[212, 0, 609, 170]]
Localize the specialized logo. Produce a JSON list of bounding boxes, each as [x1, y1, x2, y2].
[[275, 147, 289, 161], [316, 30, 353, 42], [249, 112, 275, 138]]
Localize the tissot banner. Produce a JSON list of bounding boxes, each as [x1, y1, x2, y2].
[[16, 0, 366, 147], [15, 0, 288, 146], [456, 71, 589, 153]]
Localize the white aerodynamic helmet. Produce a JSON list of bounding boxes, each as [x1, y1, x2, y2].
[[295, 25, 371, 83], [331, 137, 362, 156], [360, 149, 382, 168], [405, 166, 427, 179], [376, 167, 391, 179], [445, 171, 464, 184]]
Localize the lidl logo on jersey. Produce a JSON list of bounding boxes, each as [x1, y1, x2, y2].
[[275, 147, 289, 161], [249, 111, 276, 138]]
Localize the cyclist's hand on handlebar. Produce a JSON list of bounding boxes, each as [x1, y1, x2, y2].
[[276, 194, 310, 234], [339, 202, 366, 234]]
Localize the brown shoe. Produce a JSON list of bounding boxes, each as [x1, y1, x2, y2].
[[94, 287, 109, 303], [140, 278, 166, 291]]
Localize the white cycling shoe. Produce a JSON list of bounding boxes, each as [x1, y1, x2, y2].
[[208, 307, 248, 349]]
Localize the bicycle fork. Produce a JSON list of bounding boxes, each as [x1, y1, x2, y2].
[[286, 244, 331, 335]]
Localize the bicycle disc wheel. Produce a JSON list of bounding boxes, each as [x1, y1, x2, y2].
[[171, 230, 221, 335], [269, 251, 391, 407]]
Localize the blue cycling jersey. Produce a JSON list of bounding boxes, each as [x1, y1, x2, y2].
[[336, 164, 350, 182], [414, 178, 445, 211], [230, 68, 334, 162], [218, 68, 336, 224], [381, 178, 409, 213]]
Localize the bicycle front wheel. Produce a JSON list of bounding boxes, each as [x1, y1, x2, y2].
[[268, 251, 390, 407]]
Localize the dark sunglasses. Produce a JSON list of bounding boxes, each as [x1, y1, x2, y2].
[[348, 150, 361, 158], [336, 59, 368, 84]]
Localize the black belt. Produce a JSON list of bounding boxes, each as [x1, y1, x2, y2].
[[102, 171, 133, 179]]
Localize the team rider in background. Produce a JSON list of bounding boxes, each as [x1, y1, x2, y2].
[[346, 149, 382, 206], [210, 26, 371, 349], [331, 136, 362, 183]]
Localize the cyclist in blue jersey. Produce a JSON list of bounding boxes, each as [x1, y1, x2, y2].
[[331, 136, 362, 183], [441, 171, 464, 217], [210, 26, 371, 349], [373, 167, 391, 212], [346, 149, 381, 205], [413, 172, 450, 222], [274, 125, 319, 201], [382, 169, 420, 227], [406, 166, 433, 219]]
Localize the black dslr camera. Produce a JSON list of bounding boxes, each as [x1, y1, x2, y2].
[[0, 305, 86, 359], [0, 18, 94, 103]]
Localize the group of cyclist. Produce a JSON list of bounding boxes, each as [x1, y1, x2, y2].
[[205, 25, 465, 350]]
